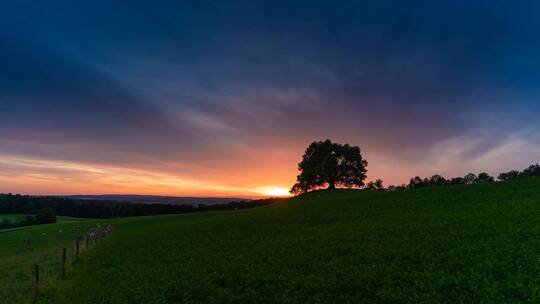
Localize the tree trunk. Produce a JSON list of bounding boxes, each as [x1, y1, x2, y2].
[[328, 181, 336, 190]]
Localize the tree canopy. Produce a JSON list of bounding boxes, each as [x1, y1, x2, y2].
[[36, 207, 57, 224], [366, 179, 384, 191], [477, 172, 495, 182], [290, 139, 368, 194]]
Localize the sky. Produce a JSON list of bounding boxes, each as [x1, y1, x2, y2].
[[1, 1, 540, 197]]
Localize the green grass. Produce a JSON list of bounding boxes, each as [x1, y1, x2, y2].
[[0, 215, 88, 234], [0, 217, 103, 304], [0, 214, 87, 225], [0, 214, 29, 222], [4, 179, 540, 303]]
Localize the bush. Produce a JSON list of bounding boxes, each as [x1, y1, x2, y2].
[[36, 207, 57, 224]]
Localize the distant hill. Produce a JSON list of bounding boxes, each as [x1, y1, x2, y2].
[[64, 195, 249, 206]]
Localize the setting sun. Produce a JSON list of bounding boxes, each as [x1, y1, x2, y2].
[[259, 187, 290, 197]]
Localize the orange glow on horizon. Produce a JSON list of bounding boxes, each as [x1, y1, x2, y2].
[[0, 154, 298, 197], [256, 186, 291, 197], [0, 148, 423, 197]]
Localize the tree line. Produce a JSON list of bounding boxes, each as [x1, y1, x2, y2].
[[291, 139, 540, 194], [361, 173, 492, 192], [405, 172, 494, 189], [394, 163, 540, 190], [0, 207, 57, 229], [498, 164, 540, 181], [367, 165, 540, 191], [0, 194, 286, 220]]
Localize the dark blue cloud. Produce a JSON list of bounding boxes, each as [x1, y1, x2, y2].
[[1, 0, 540, 187]]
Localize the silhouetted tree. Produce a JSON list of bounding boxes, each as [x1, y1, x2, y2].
[[463, 173, 478, 185], [366, 179, 384, 191], [498, 170, 520, 181], [521, 164, 540, 178], [429, 174, 447, 186], [448, 177, 466, 185], [290, 179, 310, 195], [388, 184, 408, 191], [409, 176, 427, 188], [477, 172, 494, 182], [290, 139, 368, 194]]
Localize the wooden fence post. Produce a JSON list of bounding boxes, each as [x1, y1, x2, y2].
[[62, 248, 67, 278], [76, 237, 80, 260]]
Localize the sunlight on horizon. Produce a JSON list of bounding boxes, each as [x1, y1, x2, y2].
[[257, 186, 291, 197], [0, 155, 297, 197]]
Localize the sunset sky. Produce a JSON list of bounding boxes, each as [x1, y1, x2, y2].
[[2, 1, 540, 196]]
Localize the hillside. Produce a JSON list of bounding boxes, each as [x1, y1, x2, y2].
[[5, 179, 540, 303]]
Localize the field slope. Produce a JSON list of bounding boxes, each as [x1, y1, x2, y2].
[[38, 179, 540, 303]]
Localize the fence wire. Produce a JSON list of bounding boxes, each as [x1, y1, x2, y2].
[[0, 224, 113, 304]]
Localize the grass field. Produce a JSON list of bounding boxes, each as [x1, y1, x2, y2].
[[0, 214, 87, 224], [0, 214, 29, 222], [0, 217, 100, 304], [0, 215, 88, 234], [3, 179, 540, 303]]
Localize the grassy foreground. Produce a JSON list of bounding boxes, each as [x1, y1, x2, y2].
[[5, 179, 540, 303], [0, 214, 88, 223], [0, 216, 101, 304], [0, 214, 29, 222]]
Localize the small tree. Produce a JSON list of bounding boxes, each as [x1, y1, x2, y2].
[[290, 139, 368, 194], [409, 176, 427, 188], [36, 207, 57, 224], [477, 172, 494, 182], [366, 179, 384, 191], [521, 164, 540, 178], [463, 173, 478, 185], [428, 174, 447, 186], [498, 170, 520, 181], [449, 177, 465, 185]]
